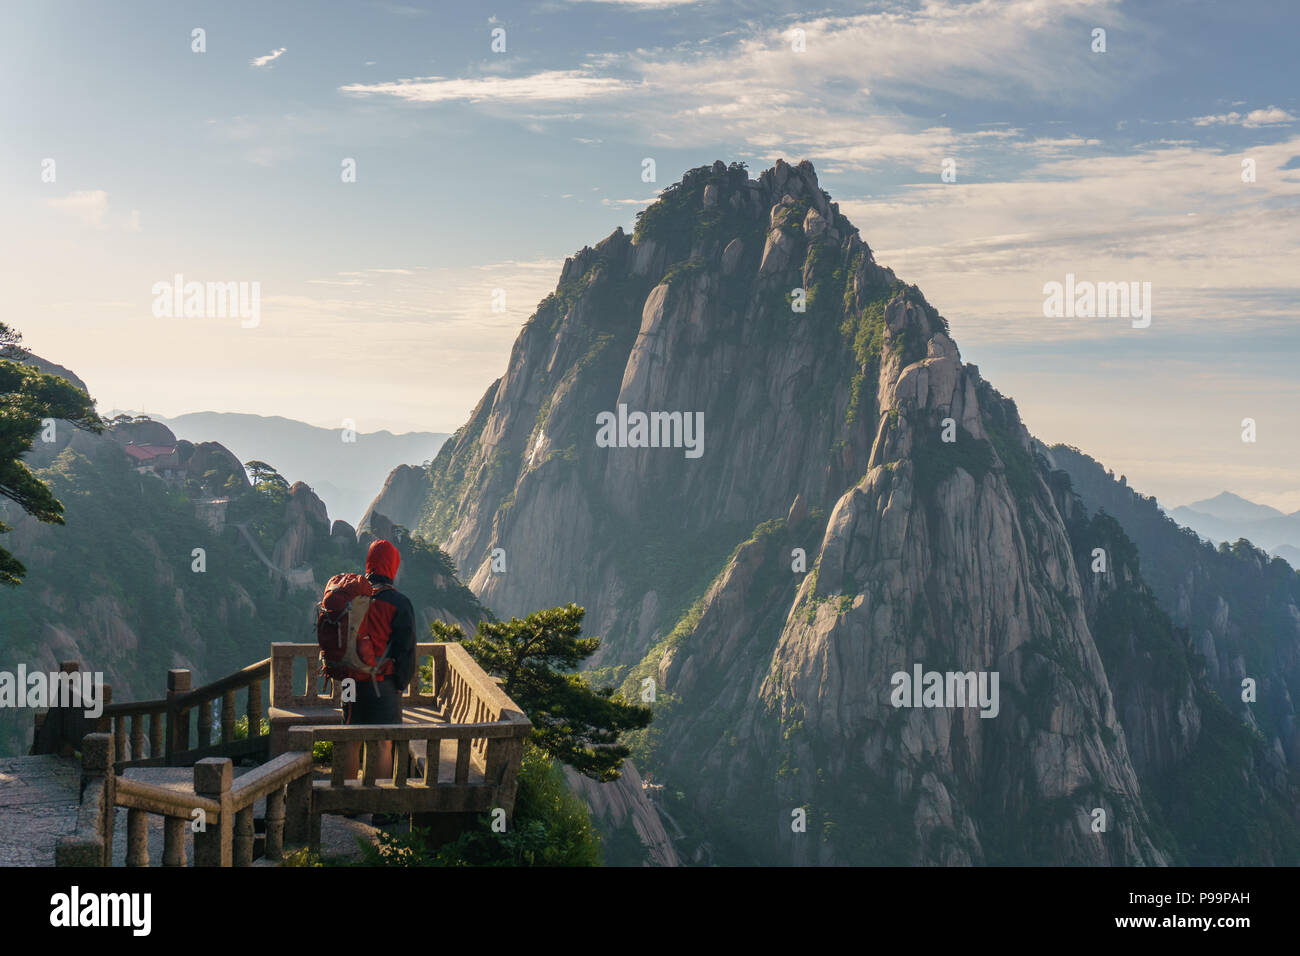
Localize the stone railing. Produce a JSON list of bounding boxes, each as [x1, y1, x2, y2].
[[32, 659, 271, 769], [56, 729, 313, 867], [272, 639, 532, 851], [108, 660, 271, 768], [286, 715, 530, 853], [269, 641, 509, 753], [29, 661, 111, 758], [55, 641, 532, 865]]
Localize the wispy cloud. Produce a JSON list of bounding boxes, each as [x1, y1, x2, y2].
[[566, 0, 700, 5], [46, 190, 109, 228], [251, 48, 287, 68], [839, 136, 1300, 344], [341, 70, 629, 103], [1191, 106, 1296, 128], [339, 1, 1134, 172]]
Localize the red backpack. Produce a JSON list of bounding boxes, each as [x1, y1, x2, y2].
[[316, 573, 395, 681]]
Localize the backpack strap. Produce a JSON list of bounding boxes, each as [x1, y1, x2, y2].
[[359, 583, 397, 684]]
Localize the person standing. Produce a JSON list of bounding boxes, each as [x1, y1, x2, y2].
[[339, 538, 416, 790]]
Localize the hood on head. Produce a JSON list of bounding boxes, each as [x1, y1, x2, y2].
[[366, 538, 400, 579]]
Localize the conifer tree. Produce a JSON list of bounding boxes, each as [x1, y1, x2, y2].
[[0, 324, 102, 585], [432, 603, 652, 781]]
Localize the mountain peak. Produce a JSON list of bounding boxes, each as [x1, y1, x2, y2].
[[1181, 490, 1285, 522]]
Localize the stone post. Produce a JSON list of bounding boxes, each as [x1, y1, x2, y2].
[[193, 757, 233, 866], [54, 731, 115, 866], [284, 727, 314, 847], [166, 669, 192, 763]]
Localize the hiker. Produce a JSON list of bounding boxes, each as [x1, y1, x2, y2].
[[335, 538, 416, 785]]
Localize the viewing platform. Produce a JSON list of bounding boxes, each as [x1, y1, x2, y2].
[[16, 642, 530, 866]]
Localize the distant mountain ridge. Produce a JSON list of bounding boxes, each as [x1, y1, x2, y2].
[[139, 411, 448, 526], [1170, 491, 1300, 559], [1182, 491, 1287, 523]]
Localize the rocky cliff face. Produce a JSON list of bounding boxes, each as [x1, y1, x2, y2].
[[416, 161, 889, 668], [360, 464, 431, 536], [563, 763, 680, 867], [1047, 445, 1300, 863], [272, 481, 331, 572], [366, 160, 1300, 864]]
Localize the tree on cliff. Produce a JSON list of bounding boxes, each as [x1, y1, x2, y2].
[[0, 323, 102, 586], [246, 459, 289, 497], [432, 603, 653, 782]]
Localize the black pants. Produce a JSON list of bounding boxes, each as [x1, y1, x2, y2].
[[343, 677, 402, 725]]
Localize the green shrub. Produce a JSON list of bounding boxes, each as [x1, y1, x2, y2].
[[357, 744, 603, 867], [231, 715, 270, 740]]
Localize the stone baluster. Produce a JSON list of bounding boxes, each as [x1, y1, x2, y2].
[[163, 816, 187, 867], [454, 737, 472, 784], [128, 715, 143, 763], [247, 679, 263, 739], [265, 786, 287, 861], [148, 711, 164, 759], [234, 806, 255, 867], [394, 742, 410, 788], [221, 690, 235, 743], [198, 699, 213, 749], [113, 715, 127, 764], [126, 808, 149, 866]]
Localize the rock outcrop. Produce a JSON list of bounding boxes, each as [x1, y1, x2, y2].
[[359, 464, 430, 537], [183, 441, 250, 494], [564, 761, 680, 867], [271, 482, 330, 573], [390, 159, 1300, 865]]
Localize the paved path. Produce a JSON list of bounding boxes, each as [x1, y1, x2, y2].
[[0, 755, 81, 866], [0, 758, 379, 866]]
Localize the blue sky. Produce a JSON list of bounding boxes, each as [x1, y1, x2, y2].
[[2, 0, 1297, 510]]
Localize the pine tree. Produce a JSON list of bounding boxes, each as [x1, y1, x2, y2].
[[432, 603, 652, 781], [0, 323, 102, 585]]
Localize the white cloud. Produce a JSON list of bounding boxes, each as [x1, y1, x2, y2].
[[337, 1, 1133, 169], [47, 190, 109, 228], [566, 0, 700, 5], [835, 136, 1300, 345], [341, 70, 629, 104], [1192, 106, 1296, 128], [251, 48, 287, 68], [1244, 107, 1296, 127]]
